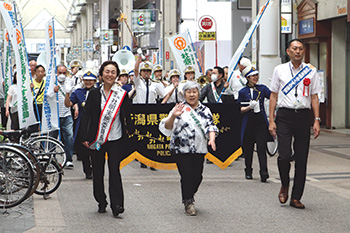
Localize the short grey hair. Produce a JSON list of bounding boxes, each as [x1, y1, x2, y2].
[[182, 81, 200, 93]]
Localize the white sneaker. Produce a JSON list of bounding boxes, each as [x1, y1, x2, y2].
[[66, 161, 74, 168]]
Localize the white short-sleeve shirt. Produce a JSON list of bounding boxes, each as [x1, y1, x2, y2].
[[270, 62, 321, 109], [164, 84, 185, 103], [133, 75, 165, 104], [227, 70, 247, 99]]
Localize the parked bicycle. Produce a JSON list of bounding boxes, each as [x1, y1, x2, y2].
[[0, 129, 64, 209]]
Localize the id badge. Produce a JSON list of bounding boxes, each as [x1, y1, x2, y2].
[[293, 100, 303, 109]]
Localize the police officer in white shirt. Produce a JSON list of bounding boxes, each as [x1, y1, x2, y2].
[[224, 57, 251, 100], [162, 69, 184, 103], [269, 39, 321, 209], [133, 59, 165, 104], [178, 65, 196, 95]]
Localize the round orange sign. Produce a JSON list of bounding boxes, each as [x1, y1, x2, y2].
[[174, 37, 186, 50], [4, 3, 12, 11], [16, 29, 22, 44]]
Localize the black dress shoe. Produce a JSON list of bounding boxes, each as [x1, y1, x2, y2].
[[150, 167, 157, 171], [98, 206, 106, 213], [140, 163, 147, 168], [260, 173, 269, 183], [113, 206, 124, 217], [245, 175, 253, 180]]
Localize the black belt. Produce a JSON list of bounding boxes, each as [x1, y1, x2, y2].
[[278, 107, 310, 113]]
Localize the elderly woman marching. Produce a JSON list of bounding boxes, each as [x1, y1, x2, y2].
[[238, 66, 272, 182], [159, 81, 218, 216]]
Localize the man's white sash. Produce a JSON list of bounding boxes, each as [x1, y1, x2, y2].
[[181, 103, 206, 140], [281, 64, 312, 96], [89, 88, 127, 150], [211, 82, 222, 103]]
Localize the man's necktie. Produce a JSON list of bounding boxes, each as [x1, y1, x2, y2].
[[175, 88, 178, 103], [145, 79, 149, 104]]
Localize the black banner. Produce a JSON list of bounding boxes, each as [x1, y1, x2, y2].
[[121, 103, 242, 170]]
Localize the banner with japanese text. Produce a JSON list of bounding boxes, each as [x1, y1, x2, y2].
[[41, 19, 59, 131], [167, 31, 201, 80], [2, 29, 12, 102], [0, 1, 37, 128], [121, 103, 242, 170]]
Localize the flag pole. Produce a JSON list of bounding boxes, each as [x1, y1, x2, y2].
[[217, 0, 273, 102]]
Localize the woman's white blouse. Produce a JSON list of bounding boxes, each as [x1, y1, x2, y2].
[[159, 102, 218, 155]]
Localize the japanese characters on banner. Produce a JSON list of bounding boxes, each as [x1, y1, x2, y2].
[[41, 19, 59, 132], [167, 31, 201, 80], [120, 103, 242, 170], [132, 10, 152, 33], [3, 29, 12, 102], [100, 29, 113, 45], [0, 1, 37, 128]]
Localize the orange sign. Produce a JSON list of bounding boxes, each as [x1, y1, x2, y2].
[[3, 3, 12, 11], [174, 37, 186, 50], [16, 29, 22, 44], [48, 25, 53, 38], [5, 32, 9, 42]]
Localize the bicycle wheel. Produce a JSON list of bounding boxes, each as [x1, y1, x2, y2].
[[28, 136, 66, 168], [0, 145, 34, 208], [4, 143, 41, 198], [35, 159, 62, 195], [267, 137, 278, 157]]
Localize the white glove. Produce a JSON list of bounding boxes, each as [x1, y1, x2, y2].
[[137, 48, 146, 60], [65, 78, 74, 94], [249, 100, 258, 109]]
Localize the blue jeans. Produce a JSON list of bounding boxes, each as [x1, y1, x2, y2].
[[51, 116, 74, 162]]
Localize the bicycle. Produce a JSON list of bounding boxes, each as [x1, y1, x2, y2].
[[0, 144, 34, 208], [0, 130, 64, 208]]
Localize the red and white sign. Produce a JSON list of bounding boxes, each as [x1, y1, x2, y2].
[[199, 15, 215, 31], [166, 51, 170, 60]]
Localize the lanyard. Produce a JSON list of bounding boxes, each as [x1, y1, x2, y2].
[[289, 63, 299, 98]]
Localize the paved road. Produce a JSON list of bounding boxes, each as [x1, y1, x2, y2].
[[1, 130, 350, 233]]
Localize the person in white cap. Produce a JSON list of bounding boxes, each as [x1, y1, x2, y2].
[[224, 56, 251, 100], [117, 69, 136, 100], [162, 69, 184, 103], [133, 58, 165, 104], [238, 66, 272, 183], [65, 69, 97, 179], [153, 64, 168, 87]]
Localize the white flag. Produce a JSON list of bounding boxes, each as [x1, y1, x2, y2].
[[168, 31, 201, 80], [41, 19, 59, 131], [0, 2, 37, 128]]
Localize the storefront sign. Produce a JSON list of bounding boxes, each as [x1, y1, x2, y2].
[[299, 18, 314, 35], [198, 31, 216, 40], [281, 13, 292, 34]]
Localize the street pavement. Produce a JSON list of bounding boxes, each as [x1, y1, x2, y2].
[[1, 130, 350, 233]]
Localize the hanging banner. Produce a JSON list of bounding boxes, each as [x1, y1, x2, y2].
[[100, 29, 113, 46], [120, 103, 242, 170], [167, 31, 201, 80], [83, 39, 93, 52], [132, 10, 152, 32], [3, 29, 12, 102], [41, 19, 59, 131], [0, 1, 37, 128]]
